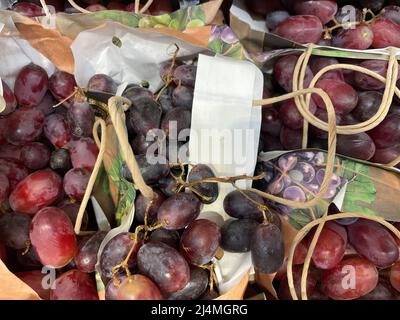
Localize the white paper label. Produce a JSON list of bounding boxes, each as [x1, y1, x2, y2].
[[189, 54, 263, 293]]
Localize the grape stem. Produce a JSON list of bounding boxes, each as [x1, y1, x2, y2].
[[21, 240, 31, 256], [156, 44, 180, 102], [198, 262, 219, 293]]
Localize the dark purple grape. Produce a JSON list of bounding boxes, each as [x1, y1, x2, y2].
[[311, 108, 342, 139], [0, 173, 9, 205], [126, 97, 162, 136], [187, 164, 218, 204], [251, 223, 284, 273], [100, 232, 140, 279], [88, 74, 117, 94], [355, 60, 399, 91], [123, 86, 154, 105], [336, 133, 376, 160], [44, 113, 72, 148], [58, 201, 89, 230], [149, 229, 180, 249], [261, 108, 282, 137], [168, 266, 208, 300], [266, 10, 290, 30], [137, 241, 190, 294], [6, 108, 44, 146], [223, 190, 265, 220], [48, 71, 76, 107], [160, 60, 183, 82], [260, 133, 284, 151], [280, 126, 303, 150], [371, 144, 400, 166], [352, 91, 383, 122], [63, 168, 91, 202], [369, 114, 400, 149], [37, 93, 56, 116], [279, 98, 317, 130], [161, 107, 192, 136], [173, 65, 197, 88], [172, 85, 193, 110], [158, 175, 179, 197], [67, 98, 95, 138], [159, 91, 175, 115], [134, 190, 166, 225], [75, 231, 107, 273], [358, 0, 385, 12], [359, 280, 399, 300], [50, 148, 72, 174], [157, 193, 201, 230], [126, 154, 169, 185], [221, 219, 259, 253], [0, 212, 31, 249], [105, 275, 127, 300], [309, 57, 344, 81], [20, 142, 51, 170], [16, 246, 42, 269]]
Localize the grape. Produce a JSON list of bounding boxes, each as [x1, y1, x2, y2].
[[355, 60, 400, 90], [16, 246, 42, 269], [371, 144, 400, 166], [48, 71, 76, 107], [50, 148, 72, 174], [261, 108, 282, 137], [390, 261, 400, 292], [381, 5, 400, 25], [282, 185, 306, 202], [251, 223, 284, 274], [51, 270, 98, 300], [126, 97, 162, 136], [0, 172, 9, 204], [274, 15, 323, 44], [309, 57, 344, 81], [6, 108, 44, 146], [123, 86, 154, 105], [160, 60, 183, 82], [314, 79, 358, 114], [359, 279, 399, 300], [311, 108, 342, 139], [44, 113, 72, 148], [168, 266, 209, 300], [67, 98, 95, 138], [278, 265, 319, 300], [279, 98, 317, 130], [0, 159, 30, 191], [369, 114, 400, 149], [322, 257, 378, 300], [172, 86, 193, 110], [0, 144, 21, 162], [187, 164, 218, 204], [158, 175, 179, 197], [58, 201, 88, 230], [16, 271, 50, 300], [348, 219, 399, 268], [75, 231, 107, 273], [132, 154, 170, 185], [1, 81, 17, 116], [336, 133, 376, 160], [245, 0, 283, 16], [293, 238, 309, 265], [352, 91, 383, 122], [358, 0, 385, 11], [159, 91, 175, 115], [87, 74, 117, 94], [289, 161, 316, 184], [9, 169, 62, 214], [180, 219, 221, 265], [12, 2, 45, 17], [137, 241, 190, 293], [335, 5, 362, 24], [86, 4, 106, 11], [294, 1, 338, 24], [20, 142, 51, 170], [274, 54, 314, 92], [149, 229, 180, 249], [161, 107, 192, 136], [68, 137, 99, 171], [310, 222, 347, 269], [261, 133, 284, 152], [266, 11, 290, 30], [63, 169, 90, 202], [220, 219, 259, 253], [130, 132, 159, 156], [223, 190, 265, 220], [157, 193, 201, 230], [0, 212, 31, 250], [173, 65, 197, 88], [105, 275, 127, 300], [117, 275, 162, 300], [14, 64, 48, 108], [332, 24, 374, 50], [100, 232, 140, 279], [280, 126, 303, 150], [371, 19, 400, 48], [134, 190, 166, 225], [36, 93, 55, 116], [336, 217, 359, 225], [30, 207, 77, 268]]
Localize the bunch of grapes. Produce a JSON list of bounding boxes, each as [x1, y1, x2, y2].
[[0, 63, 119, 300], [274, 219, 400, 300], [260, 52, 400, 165], [246, 0, 400, 49]]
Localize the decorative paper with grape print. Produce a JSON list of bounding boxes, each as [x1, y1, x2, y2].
[[258, 150, 400, 230]]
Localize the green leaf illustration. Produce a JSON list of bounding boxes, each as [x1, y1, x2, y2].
[[208, 39, 224, 54], [138, 16, 155, 28], [186, 18, 205, 29], [289, 209, 313, 230], [340, 160, 377, 215], [170, 7, 189, 30], [223, 43, 244, 59], [91, 10, 139, 27], [190, 5, 206, 22]]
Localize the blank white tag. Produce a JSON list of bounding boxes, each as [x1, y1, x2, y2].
[[189, 54, 263, 294]]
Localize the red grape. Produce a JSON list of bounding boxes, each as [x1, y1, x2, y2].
[[9, 169, 62, 215], [294, 1, 338, 24], [149, 229, 180, 249], [51, 270, 98, 300], [0, 173, 9, 204], [332, 24, 374, 50], [309, 57, 344, 81], [168, 266, 209, 300], [157, 193, 201, 230], [355, 60, 400, 90], [274, 54, 314, 92], [180, 219, 221, 265], [0, 158, 29, 191], [14, 64, 48, 108], [314, 79, 358, 114], [20, 142, 51, 170], [0, 212, 31, 250], [105, 275, 127, 300], [274, 15, 323, 44], [48, 71, 76, 107], [322, 257, 378, 300], [134, 190, 166, 225], [390, 261, 400, 292], [67, 98, 95, 138], [6, 108, 44, 145], [0, 144, 21, 162], [381, 5, 400, 25], [1, 80, 17, 116], [280, 126, 303, 150], [68, 137, 98, 171], [12, 2, 45, 17], [63, 168, 91, 202], [88, 74, 118, 94], [117, 275, 162, 300], [348, 219, 399, 268], [369, 114, 400, 148], [58, 201, 88, 230], [16, 271, 50, 300], [261, 108, 282, 137], [293, 238, 309, 265], [279, 98, 317, 130], [44, 113, 72, 148], [75, 231, 107, 273], [359, 279, 399, 300], [137, 241, 190, 294], [371, 19, 400, 48], [371, 144, 400, 166], [30, 207, 77, 268], [278, 265, 319, 300], [352, 91, 383, 122], [336, 133, 376, 160], [37, 92, 56, 116]]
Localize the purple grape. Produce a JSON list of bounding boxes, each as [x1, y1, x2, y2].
[[283, 186, 306, 202]]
